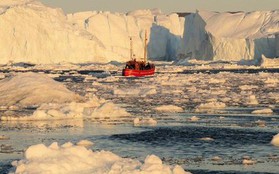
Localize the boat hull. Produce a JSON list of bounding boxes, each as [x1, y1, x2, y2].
[[122, 68, 155, 77]]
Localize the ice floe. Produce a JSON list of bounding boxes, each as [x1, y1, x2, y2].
[[0, 73, 83, 107], [252, 108, 273, 114], [195, 102, 226, 112], [155, 105, 184, 112], [271, 133, 279, 147], [11, 141, 190, 174], [133, 117, 157, 126], [0, 73, 130, 121], [90, 102, 130, 118]]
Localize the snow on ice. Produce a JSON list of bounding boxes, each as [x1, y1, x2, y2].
[[10, 141, 190, 174]]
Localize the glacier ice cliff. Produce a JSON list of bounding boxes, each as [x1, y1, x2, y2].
[[0, 0, 278, 64], [180, 10, 279, 62]]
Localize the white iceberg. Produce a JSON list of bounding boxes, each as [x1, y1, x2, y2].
[[11, 141, 191, 174], [180, 10, 279, 62]]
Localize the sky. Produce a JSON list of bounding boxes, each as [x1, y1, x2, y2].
[[40, 0, 279, 14]]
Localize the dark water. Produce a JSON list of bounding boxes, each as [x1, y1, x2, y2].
[[78, 121, 279, 174], [0, 120, 279, 174]]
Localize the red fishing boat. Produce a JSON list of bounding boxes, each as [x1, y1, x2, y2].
[[122, 31, 155, 77]]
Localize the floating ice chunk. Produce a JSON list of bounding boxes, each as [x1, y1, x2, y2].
[[77, 140, 94, 147], [254, 120, 266, 127], [246, 95, 259, 105], [0, 73, 83, 107], [155, 105, 183, 112], [188, 116, 200, 121], [242, 159, 257, 165], [271, 133, 279, 147], [208, 78, 226, 84], [11, 142, 190, 174], [91, 102, 130, 118], [1, 95, 130, 121], [92, 81, 103, 86], [0, 144, 13, 153], [2, 102, 86, 120], [114, 88, 157, 97], [239, 85, 258, 90], [133, 117, 157, 126], [264, 78, 279, 84], [86, 87, 98, 92], [211, 156, 222, 161], [197, 102, 226, 109], [252, 108, 273, 114], [0, 135, 9, 140], [199, 137, 214, 141], [195, 102, 226, 112]]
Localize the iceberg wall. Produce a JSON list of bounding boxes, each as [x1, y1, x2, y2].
[[0, 0, 278, 64], [180, 10, 279, 62], [0, 1, 127, 64], [67, 9, 185, 61]]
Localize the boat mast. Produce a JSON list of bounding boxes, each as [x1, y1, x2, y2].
[[144, 30, 148, 63], [130, 37, 133, 60]]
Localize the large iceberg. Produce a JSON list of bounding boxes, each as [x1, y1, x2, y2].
[[180, 10, 279, 62], [0, 0, 184, 64], [0, 0, 123, 64], [0, 0, 278, 64], [67, 9, 185, 61]]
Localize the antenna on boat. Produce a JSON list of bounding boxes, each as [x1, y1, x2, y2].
[[130, 37, 133, 60], [144, 30, 148, 64]]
